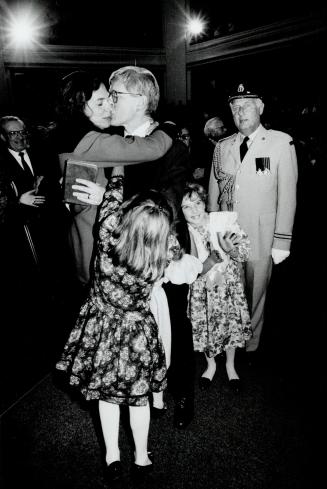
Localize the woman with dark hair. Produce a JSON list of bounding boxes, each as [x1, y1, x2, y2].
[[51, 70, 175, 290]]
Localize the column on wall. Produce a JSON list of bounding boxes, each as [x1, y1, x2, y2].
[[162, 0, 188, 106], [0, 21, 12, 113]]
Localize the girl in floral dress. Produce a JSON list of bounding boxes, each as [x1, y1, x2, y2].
[[56, 168, 181, 481], [181, 183, 252, 392]]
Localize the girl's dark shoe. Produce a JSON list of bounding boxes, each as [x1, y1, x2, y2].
[[228, 379, 241, 393], [151, 402, 167, 419], [131, 453, 153, 481], [131, 462, 153, 481], [105, 460, 123, 483], [199, 377, 212, 390]]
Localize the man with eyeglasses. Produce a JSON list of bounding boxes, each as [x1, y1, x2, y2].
[[0, 115, 69, 292], [107, 66, 195, 430], [0, 116, 46, 207], [178, 127, 192, 149], [0, 116, 48, 259], [207, 82, 298, 363]]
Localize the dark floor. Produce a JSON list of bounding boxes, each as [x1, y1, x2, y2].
[[0, 228, 325, 488]]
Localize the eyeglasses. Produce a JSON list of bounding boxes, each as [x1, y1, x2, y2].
[[108, 89, 142, 104], [6, 130, 27, 138], [180, 134, 191, 140]]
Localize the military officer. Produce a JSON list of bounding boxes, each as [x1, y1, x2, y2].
[[207, 82, 298, 356]]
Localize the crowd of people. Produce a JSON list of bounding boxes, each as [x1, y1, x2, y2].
[[0, 66, 309, 485]]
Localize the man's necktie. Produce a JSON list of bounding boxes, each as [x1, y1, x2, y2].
[[239, 136, 249, 161], [19, 151, 34, 179]]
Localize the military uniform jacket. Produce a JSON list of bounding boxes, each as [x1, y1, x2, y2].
[[211, 125, 298, 260]]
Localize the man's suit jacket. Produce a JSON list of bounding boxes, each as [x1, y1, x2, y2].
[[0, 144, 65, 223], [0, 147, 42, 226], [0, 147, 43, 275], [124, 139, 192, 218], [0, 144, 68, 271], [208, 125, 298, 261]]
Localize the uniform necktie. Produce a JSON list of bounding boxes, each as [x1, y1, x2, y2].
[[239, 136, 249, 161], [19, 151, 34, 178]]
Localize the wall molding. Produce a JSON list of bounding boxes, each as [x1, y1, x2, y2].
[[2, 14, 325, 70], [2, 45, 166, 69], [186, 15, 326, 66]]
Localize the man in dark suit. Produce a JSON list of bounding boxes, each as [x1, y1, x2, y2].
[[0, 116, 46, 271], [107, 66, 195, 429], [0, 115, 71, 297]]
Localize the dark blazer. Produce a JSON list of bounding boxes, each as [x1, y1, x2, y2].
[[0, 144, 69, 274], [124, 139, 193, 218], [0, 146, 41, 228], [123, 137, 195, 399]]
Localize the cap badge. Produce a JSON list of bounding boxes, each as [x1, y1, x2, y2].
[[237, 84, 245, 93]]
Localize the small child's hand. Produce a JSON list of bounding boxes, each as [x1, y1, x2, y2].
[[209, 250, 223, 264], [201, 250, 223, 275], [217, 231, 241, 254]]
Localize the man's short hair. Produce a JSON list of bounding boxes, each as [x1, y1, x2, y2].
[[0, 116, 24, 136], [109, 66, 160, 115], [203, 117, 225, 142]]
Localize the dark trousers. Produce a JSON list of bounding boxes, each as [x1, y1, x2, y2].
[[163, 282, 195, 400]]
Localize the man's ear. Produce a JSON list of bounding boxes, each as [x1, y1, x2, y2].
[[258, 99, 265, 115], [136, 95, 148, 112], [0, 133, 6, 143]]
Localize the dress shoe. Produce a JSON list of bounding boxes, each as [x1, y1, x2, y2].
[[131, 452, 153, 481], [105, 460, 123, 483], [228, 379, 241, 394], [151, 402, 167, 419], [199, 377, 212, 391], [173, 397, 194, 429]]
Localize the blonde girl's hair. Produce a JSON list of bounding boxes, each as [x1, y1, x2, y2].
[[111, 190, 173, 283]]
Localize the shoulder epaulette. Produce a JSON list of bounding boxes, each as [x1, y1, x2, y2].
[[218, 133, 237, 144]]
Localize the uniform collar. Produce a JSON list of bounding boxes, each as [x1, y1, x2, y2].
[[239, 124, 263, 144]]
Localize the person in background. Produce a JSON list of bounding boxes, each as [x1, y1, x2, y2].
[[0, 115, 68, 295], [203, 116, 228, 146], [51, 70, 175, 300], [182, 182, 251, 393], [178, 126, 192, 150], [207, 83, 298, 362], [200, 116, 229, 189], [178, 124, 201, 184]]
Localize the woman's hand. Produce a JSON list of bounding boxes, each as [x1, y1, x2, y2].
[[72, 178, 105, 205], [217, 231, 241, 254]]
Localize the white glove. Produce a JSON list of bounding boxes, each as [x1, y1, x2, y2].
[[271, 248, 290, 265]]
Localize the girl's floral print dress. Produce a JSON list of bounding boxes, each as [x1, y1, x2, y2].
[[56, 176, 169, 406], [188, 212, 252, 358]]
